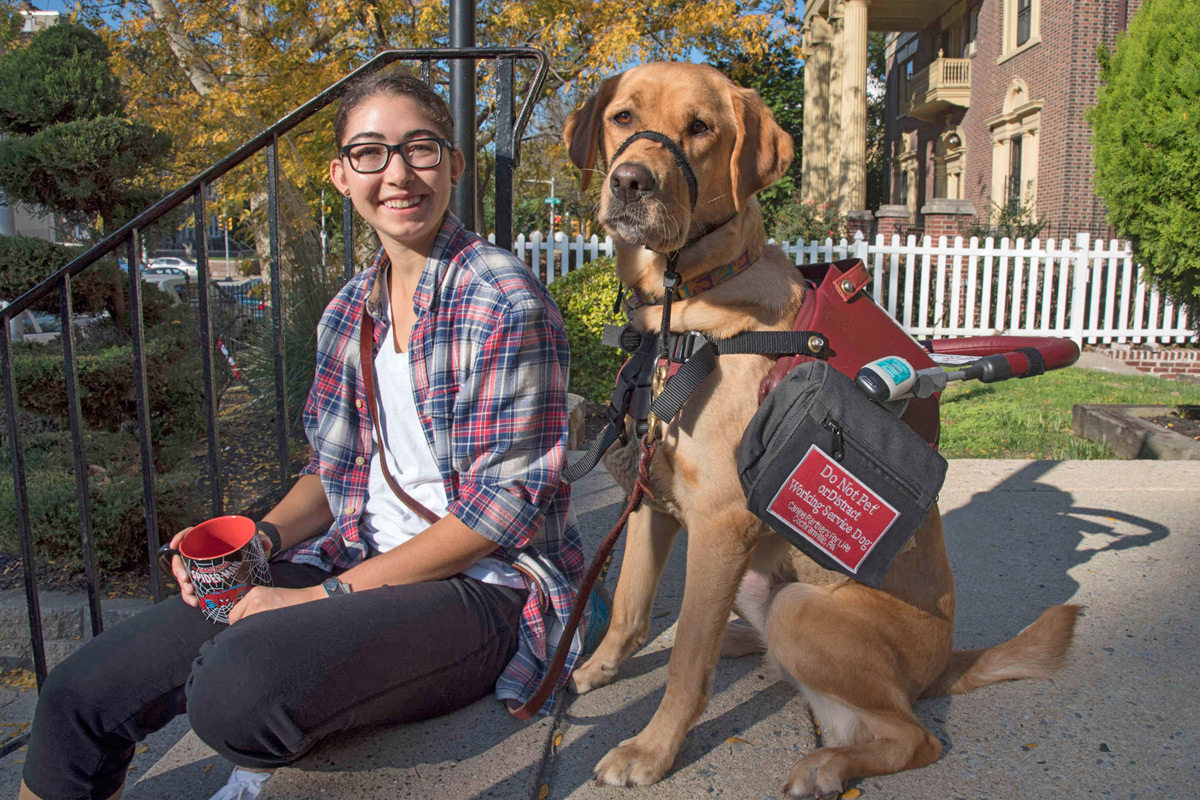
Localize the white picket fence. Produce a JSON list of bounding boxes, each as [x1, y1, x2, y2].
[[491, 230, 1196, 347]]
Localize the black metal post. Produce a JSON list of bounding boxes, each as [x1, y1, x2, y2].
[[193, 187, 223, 517], [266, 140, 289, 493], [449, 0, 477, 230], [494, 56, 516, 251], [1, 321, 46, 684], [60, 277, 102, 636], [128, 234, 164, 603], [342, 195, 355, 282]]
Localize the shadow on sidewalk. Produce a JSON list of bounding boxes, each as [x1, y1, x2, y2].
[[920, 460, 1168, 753]]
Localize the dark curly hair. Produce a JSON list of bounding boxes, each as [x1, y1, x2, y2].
[[333, 69, 454, 148]]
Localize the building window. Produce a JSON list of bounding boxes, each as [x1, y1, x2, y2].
[[1007, 134, 1023, 204], [935, 129, 966, 201], [1016, 0, 1032, 46], [1001, 0, 1040, 59], [987, 80, 1041, 218], [894, 134, 919, 211], [964, 7, 979, 56]]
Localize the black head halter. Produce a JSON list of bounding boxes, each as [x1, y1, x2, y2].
[[610, 130, 699, 212]]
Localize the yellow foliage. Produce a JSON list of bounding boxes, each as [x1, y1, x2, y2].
[[76, 0, 797, 237]]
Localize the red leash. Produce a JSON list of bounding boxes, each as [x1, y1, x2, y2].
[[509, 440, 657, 720]]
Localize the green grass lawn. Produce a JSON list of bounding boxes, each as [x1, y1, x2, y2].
[[937, 366, 1200, 459]]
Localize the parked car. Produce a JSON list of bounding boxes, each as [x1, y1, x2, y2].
[[145, 257, 198, 278], [214, 277, 268, 321]]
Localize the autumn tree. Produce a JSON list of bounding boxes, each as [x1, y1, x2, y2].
[[78, 0, 799, 250]]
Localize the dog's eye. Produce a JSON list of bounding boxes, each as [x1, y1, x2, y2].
[[612, 111, 632, 125], [688, 119, 710, 135]]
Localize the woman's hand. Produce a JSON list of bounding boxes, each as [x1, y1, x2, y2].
[[227, 585, 325, 624], [168, 527, 198, 607]]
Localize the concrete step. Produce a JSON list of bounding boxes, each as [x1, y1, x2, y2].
[[0, 591, 152, 671]]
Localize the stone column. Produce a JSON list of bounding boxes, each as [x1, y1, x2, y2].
[[920, 199, 977, 325], [828, 10, 844, 207], [839, 0, 870, 211], [875, 204, 912, 241], [846, 210, 874, 238], [801, 18, 832, 206], [920, 198, 976, 239]]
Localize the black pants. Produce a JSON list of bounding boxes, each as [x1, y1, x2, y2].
[[22, 561, 525, 800]]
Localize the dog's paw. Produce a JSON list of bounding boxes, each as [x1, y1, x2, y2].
[[592, 735, 675, 787], [783, 748, 847, 799], [720, 622, 767, 658], [568, 653, 620, 694]]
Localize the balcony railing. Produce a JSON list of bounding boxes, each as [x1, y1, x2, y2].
[[903, 56, 972, 121], [0, 46, 546, 759]]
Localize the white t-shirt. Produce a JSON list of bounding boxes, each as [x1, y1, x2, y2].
[[359, 288, 524, 589]]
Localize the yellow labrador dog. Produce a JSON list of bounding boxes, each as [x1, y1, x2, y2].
[[563, 62, 1079, 798]]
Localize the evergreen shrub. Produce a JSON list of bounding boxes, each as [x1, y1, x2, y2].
[[545, 257, 627, 405]]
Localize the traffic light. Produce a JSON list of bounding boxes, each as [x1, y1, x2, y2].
[[554, 214, 562, 224]]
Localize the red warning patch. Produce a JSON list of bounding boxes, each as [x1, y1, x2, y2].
[[766, 444, 900, 573]]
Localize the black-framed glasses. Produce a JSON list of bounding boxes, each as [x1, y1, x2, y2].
[[340, 137, 453, 174]]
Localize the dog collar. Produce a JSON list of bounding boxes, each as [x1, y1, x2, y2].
[[626, 249, 756, 309]]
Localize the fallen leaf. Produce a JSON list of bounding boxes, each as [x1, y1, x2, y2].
[[0, 669, 37, 691], [1022, 742, 1038, 750], [204, 763, 214, 774], [841, 790, 862, 799], [135, 745, 149, 754], [725, 736, 753, 745]]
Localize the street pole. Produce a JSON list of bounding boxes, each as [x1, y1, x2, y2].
[[449, 0, 476, 230], [223, 220, 230, 279], [523, 178, 559, 280]]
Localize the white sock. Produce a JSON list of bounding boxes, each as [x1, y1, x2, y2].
[[207, 767, 273, 800]]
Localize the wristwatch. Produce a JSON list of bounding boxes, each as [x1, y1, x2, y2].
[[255, 520, 282, 559], [321, 577, 353, 597]]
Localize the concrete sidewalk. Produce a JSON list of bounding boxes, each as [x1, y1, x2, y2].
[[27, 458, 1178, 800]]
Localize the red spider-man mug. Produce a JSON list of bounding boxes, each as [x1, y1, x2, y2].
[[157, 515, 273, 624]]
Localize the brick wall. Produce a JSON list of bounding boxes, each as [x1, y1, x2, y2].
[[1103, 346, 1200, 380], [923, 214, 960, 239], [887, 0, 1142, 234]]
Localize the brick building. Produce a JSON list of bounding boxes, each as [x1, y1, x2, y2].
[[801, 0, 1140, 239]]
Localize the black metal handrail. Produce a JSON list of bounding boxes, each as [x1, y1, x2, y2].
[[0, 47, 546, 759]]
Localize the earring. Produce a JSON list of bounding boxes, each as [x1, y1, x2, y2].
[[343, 190, 351, 197]]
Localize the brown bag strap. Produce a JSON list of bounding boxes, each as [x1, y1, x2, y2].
[[359, 306, 441, 526], [359, 306, 551, 611]]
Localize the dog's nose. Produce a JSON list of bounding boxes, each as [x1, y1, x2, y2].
[[609, 163, 656, 203]]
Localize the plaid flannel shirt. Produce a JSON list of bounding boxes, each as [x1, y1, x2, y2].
[[287, 213, 585, 714]]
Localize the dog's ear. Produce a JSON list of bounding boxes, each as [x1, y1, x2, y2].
[[729, 86, 795, 212], [564, 75, 620, 193]]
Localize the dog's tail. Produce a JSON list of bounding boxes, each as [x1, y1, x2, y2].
[[921, 604, 1081, 699]]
